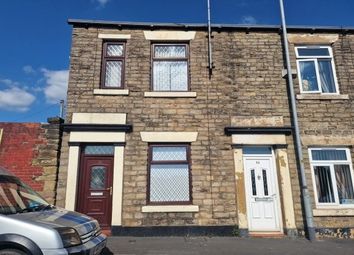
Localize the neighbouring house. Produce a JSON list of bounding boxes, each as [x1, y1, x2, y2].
[[57, 19, 354, 238], [0, 118, 63, 204]]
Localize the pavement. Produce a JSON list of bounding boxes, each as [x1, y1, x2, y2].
[[102, 236, 354, 255]]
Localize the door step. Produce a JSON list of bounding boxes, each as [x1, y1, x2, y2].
[[249, 232, 285, 238]]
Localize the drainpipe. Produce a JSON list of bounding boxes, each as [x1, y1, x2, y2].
[[59, 100, 65, 119], [207, 0, 213, 76], [279, 0, 316, 241]]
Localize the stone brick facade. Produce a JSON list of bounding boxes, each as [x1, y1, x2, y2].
[[0, 118, 63, 203], [287, 34, 354, 235], [58, 20, 354, 238]]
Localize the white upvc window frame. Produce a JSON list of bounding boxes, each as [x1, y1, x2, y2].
[[309, 147, 354, 208], [295, 46, 339, 95]]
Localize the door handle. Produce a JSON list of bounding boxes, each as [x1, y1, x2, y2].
[[107, 186, 113, 196]]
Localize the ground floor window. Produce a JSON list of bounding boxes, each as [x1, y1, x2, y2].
[[309, 148, 354, 206], [147, 144, 191, 204]]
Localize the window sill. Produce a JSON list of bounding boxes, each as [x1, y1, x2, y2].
[[313, 208, 354, 216], [93, 89, 129, 96], [144, 92, 197, 98], [296, 94, 349, 100], [142, 205, 199, 213]]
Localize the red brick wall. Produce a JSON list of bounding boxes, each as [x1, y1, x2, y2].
[[0, 123, 46, 191]]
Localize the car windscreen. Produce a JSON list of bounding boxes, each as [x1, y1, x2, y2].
[[0, 175, 50, 215]]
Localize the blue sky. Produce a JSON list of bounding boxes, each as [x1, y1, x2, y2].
[[1, 0, 354, 122]]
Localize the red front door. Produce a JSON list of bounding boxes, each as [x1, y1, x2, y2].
[[76, 156, 113, 228]]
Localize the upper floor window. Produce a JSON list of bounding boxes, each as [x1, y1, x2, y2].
[[152, 44, 189, 91], [148, 144, 191, 204], [296, 46, 338, 94], [101, 42, 125, 88], [309, 148, 354, 207]]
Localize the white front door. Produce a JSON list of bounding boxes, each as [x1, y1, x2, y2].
[[244, 152, 281, 232]]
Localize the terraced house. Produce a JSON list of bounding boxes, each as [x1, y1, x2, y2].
[[57, 19, 354, 238]]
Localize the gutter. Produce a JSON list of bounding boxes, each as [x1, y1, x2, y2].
[[67, 19, 354, 34]]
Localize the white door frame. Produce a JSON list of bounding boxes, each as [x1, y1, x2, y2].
[[243, 147, 283, 232]]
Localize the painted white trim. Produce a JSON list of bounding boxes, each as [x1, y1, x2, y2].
[[232, 134, 286, 145], [142, 205, 199, 213], [64, 146, 80, 211], [111, 146, 124, 225], [140, 132, 198, 142], [72, 113, 126, 124], [143, 31, 196, 41], [295, 45, 333, 59], [275, 149, 296, 229], [98, 33, 131, 39], [269, 148, 284, 233], [233, 148, 248, 230], [65, 142, 125, 226], [93, 89, 129, 96], [309, 147, 354, 208], [65, 114, 127, 226], [144, 92, 197, 98], [295, 46, 340, 95], [69, 132, 125, 143], [243, 148, 283, 232], [234, 147, 295, 232], [313, 208, 354, 216]]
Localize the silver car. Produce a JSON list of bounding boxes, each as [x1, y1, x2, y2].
[[0, 167, 107, 255]]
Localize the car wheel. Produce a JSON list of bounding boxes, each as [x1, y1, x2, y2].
[[0, 249, 28, 255]]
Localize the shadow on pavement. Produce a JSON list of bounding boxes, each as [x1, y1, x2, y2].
[[101, 247, 114, 255]]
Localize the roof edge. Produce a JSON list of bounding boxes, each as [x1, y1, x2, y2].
[[67, 19, 354, 33]]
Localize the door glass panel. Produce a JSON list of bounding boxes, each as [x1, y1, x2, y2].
[[90, 166, 106, 189], [262, 169, 269, 196], [251, 169, 257, 196], [243, 147, 272, 155], [84, 146, 114, 155]]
